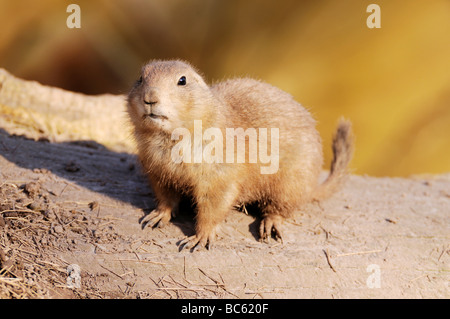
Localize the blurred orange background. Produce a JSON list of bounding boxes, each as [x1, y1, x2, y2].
[[0, 0, 449, 177]]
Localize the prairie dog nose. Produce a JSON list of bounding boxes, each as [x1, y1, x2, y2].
[[144, 99, 158, 105], [144, 87, 159, 105]]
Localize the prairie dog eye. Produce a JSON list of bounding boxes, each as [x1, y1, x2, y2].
[[177, 76, 186, 86], [136, 76, 142, 85]]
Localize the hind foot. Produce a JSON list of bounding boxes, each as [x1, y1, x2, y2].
[[259, 214, 284, 243]]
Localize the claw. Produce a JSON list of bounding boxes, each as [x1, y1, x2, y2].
[[178, 231, 214, 251], [259, 215, 284, 244], [141, 208, 171, 229]]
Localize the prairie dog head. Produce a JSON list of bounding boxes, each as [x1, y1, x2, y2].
[[127, 60, 213, 133]]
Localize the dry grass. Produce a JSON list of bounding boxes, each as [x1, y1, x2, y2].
[[0, 181, 119, 298]]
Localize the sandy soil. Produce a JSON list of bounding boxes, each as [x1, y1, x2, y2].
[[0, 128, 448, 299]]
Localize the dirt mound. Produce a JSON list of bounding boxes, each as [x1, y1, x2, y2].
[[0, 129, 449, 299]]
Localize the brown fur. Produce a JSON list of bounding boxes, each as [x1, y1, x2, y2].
[[126, 60, 353, 249]]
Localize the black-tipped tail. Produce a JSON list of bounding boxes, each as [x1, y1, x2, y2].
[[313, 118, 354, 200]]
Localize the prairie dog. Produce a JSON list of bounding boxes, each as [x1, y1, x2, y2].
[[127, 60, 353, 250]]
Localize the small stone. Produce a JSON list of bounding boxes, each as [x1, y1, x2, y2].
[[88, 201, 99, 211], [24, 182, 41, 197], [65, 161, 80, 172], [53, 225, 64, 234]]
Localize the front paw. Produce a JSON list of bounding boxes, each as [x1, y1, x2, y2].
[[178, 230, 216, 251], [141, 208, 171, 229]]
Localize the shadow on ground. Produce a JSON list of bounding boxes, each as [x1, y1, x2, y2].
[[0, 128, 202, 237]]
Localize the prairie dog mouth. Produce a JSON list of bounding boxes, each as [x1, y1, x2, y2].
[[143, 113, 168, 120]]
